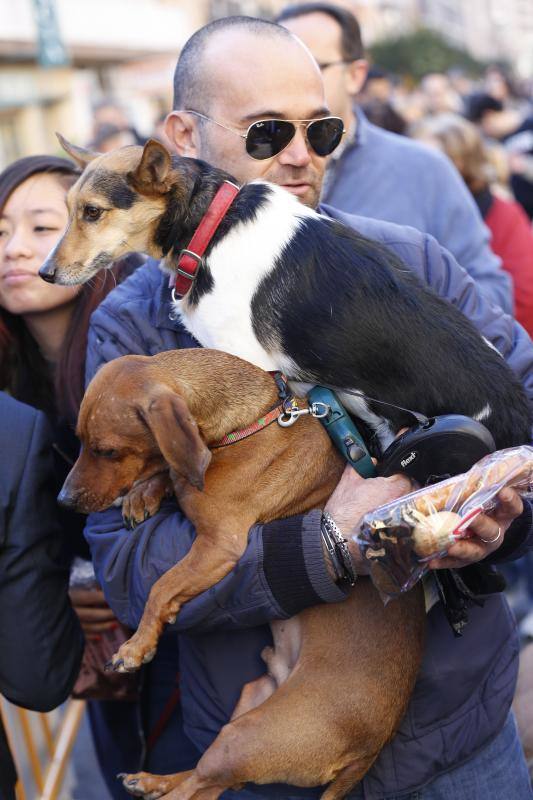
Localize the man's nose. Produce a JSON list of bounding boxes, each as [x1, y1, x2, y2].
[[277, 125, 312, 168]]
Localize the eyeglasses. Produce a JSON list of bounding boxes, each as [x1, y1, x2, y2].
[[183, 111, 345, 160], [317, 59, 352, 71]]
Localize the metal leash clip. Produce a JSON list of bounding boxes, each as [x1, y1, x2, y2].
[[278, 400, 331, 427]]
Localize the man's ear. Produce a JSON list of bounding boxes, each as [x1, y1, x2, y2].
[[140, 388, 211, 490], [129, 138, 172, 195], [56, 133, 99, 168], [345, 59, 369, 97], [165, 112, 199, 158]]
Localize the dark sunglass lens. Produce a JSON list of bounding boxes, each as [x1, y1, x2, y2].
[[307, 118, 344, 156], [246, 120, 295, 160]]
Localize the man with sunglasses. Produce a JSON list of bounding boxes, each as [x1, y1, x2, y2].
[[276, 2, 513, 315], [163, 29, 342, 211], [83, 15, 533, 800]]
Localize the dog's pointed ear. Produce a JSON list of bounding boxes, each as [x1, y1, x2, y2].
[[56, 132, 99, 168], [140, 388, 211, 490], [129, 139, 172, 195]]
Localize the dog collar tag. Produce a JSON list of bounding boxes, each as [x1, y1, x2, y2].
[[173, 180, 240, 299]]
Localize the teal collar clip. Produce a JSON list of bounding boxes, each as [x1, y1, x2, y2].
[[307, 386, 376, 478]]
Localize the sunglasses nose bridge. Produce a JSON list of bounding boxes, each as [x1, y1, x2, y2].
[[279, 123, 313, 163]]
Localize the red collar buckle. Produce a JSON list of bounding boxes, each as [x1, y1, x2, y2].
[[171, 180, 240, 300]]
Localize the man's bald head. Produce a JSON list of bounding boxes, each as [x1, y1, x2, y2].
[[172, 16, 296, 113], [166, 15, 331, 208]]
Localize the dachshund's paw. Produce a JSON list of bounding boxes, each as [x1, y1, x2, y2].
[[109, 633, 157, 673], [122, 473, 173, 528], [119, 771, 193, 799], [163, 599, 181, 625]]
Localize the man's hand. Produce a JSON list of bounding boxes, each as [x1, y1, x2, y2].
[[427, 487, 523, 570], [69, 587, 118, 640], [323, 469, 524, 580], [324, 466, 413, 576]]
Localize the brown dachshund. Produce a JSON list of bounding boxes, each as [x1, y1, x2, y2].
[[60, 347, 424, 799]]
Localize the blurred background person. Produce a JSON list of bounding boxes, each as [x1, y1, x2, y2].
[[359, 96, 407, 135], [89, 124, 139, 154], [359, 65, 394, 104], [484, 64, 532, 115], [466, 92, 533, 220], [448, 68, 476, 104], [276, 2, 513, 313], [91, 98, 145, 149], [358, 66, 407, 134], [419, 71, 464, 115], [411, 113, 533, 338]]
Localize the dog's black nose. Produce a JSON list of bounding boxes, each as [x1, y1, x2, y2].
[[57, 487, 76, 509], [39, 265, 56, 283]]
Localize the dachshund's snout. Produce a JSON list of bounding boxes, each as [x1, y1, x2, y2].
[[57, 485, 79, 510]]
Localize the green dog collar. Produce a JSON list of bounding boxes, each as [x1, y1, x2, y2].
[[307, 386, 376, 478]]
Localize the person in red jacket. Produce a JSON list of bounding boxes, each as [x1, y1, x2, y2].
[[411, 112, 533, 337]]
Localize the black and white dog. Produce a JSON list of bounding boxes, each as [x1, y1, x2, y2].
[[41, 138, 532, 452]]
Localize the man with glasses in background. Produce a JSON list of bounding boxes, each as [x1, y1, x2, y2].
[[276, 2, 513, 315], [83, 15, 533, 800]]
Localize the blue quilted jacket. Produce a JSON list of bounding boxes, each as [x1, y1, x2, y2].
[[84, 209, 533, 798]]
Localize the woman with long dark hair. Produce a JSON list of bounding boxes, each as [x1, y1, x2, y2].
[[0, 154, 141, 797], [0, 156, 133, 445], [0, 154, 199, 798]]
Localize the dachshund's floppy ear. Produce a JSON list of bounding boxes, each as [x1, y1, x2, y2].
[[140, 389, 211, 490], [56, 133, 99, 168], [129, 138, 172, 195]]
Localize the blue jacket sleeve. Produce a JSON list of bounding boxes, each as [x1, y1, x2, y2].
[[0, 403, 84, 710], [85, 503, 345, 632], [422, 150, 513, 314]]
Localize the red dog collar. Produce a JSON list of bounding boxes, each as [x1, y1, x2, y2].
[[172, 180, 240, 299], [211, 373, 293, 449]]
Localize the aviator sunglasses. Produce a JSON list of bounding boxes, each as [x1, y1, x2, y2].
[[184, 110, 345, 160]]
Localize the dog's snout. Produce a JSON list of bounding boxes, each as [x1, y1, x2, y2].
[[39, 263, 56, 283], [57, 486, 77, 509]]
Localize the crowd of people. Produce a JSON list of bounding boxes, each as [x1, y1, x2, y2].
[[1, 3, 533, 799]]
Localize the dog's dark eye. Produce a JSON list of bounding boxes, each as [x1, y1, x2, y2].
[[92, 447, 118, 459], [83, 205, 103, 222]]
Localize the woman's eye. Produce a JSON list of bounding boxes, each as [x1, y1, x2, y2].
[[34, 226, 58, 233], [83, 206, 103, 222]]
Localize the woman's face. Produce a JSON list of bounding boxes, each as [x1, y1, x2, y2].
[[0, 172, 80, 316]]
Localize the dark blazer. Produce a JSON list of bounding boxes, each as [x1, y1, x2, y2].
[[0, 392, 83, 800]]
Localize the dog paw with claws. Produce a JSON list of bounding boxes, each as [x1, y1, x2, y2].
[[118, 770, 193, 799], [122, 472, 173, 529], [108, 631, 158, 673]]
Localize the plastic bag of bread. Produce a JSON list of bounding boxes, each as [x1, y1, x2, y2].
[[357, 445, 533, 599]]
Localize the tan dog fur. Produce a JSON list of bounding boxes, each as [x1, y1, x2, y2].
[[40, 136, 184, 285], [61, 348, 425, 799]]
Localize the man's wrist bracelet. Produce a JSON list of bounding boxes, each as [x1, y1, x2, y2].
[[321, 511, 357, 587]]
